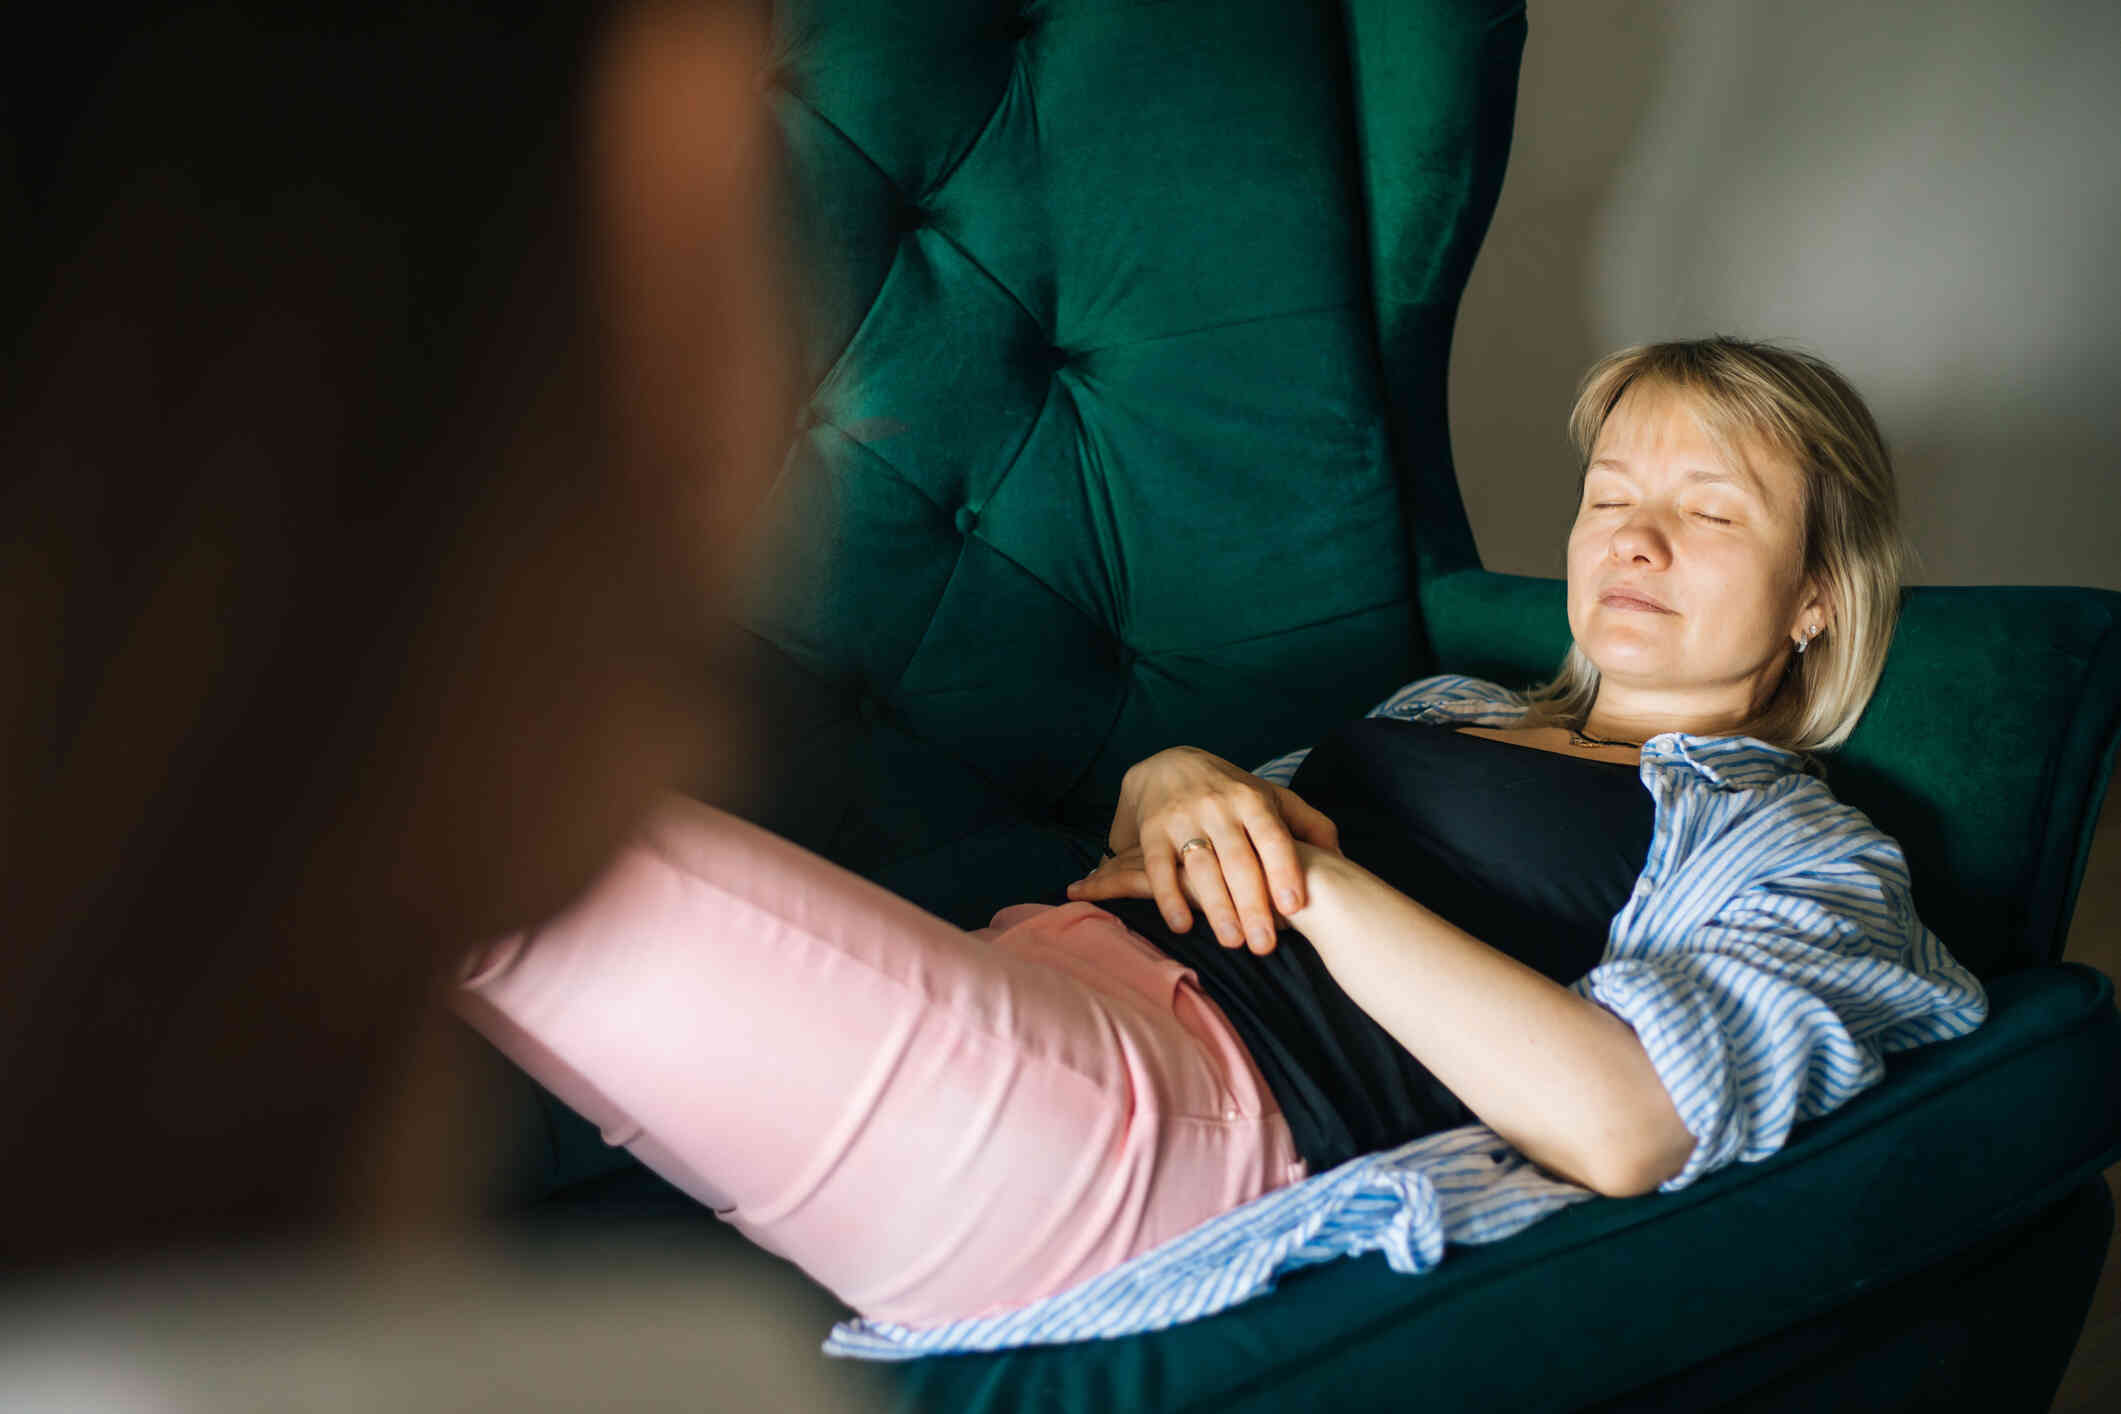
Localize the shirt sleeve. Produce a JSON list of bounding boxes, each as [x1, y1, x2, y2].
[[1251, 745, 1311, 787], [1568, 835, 1989, 1193]]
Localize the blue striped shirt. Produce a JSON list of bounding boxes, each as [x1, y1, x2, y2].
[[824, 675, 1989, 1359]]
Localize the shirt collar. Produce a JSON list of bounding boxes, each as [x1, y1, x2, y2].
[[1405, 680, 1824, 790], [1641, 732, 1820, 789]]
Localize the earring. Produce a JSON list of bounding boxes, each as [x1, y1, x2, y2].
[[1796, 624, 1819, 655]]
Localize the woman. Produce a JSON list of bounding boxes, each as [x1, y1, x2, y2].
[[454, 338, 1987, 1342]]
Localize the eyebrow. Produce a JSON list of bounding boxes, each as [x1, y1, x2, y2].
[[1586, 458, 1771, 503], [1683, 466, 1769, 500]]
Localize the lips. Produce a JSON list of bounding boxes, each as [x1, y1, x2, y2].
[[1599, 586, 1675, 614]]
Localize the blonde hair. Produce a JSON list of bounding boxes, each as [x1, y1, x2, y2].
[[1522, 337, 1908, 753]]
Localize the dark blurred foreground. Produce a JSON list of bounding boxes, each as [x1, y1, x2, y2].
[[1, 0, 820, 1353]]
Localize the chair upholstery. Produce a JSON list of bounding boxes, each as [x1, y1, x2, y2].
[[508, 0, 2121, 1406], [728, 0, 1520, 927]]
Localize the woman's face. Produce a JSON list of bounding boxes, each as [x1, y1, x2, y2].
[[1566, 382, 1827, 724]]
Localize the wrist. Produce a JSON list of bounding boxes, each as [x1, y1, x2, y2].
[[1283, 846, 1355, 928]]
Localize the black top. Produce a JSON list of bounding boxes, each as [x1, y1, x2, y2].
[[1093, 717, 1658, 1171]]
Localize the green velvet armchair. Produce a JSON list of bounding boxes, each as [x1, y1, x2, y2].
[[507, 2, 2121, 1407]]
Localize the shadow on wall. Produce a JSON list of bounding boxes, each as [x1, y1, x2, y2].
[[1456, 0, 2121, 592], [1447, 1, 1673, 580]]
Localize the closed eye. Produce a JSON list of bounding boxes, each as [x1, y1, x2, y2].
[[1693, 512, 1732, 524]]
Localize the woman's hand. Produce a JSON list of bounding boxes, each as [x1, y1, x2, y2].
[[1066, 747, 1341, 953], [1068, 840, 1342, 955]]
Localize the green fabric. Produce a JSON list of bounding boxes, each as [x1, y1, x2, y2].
[[1342, 0, 1524, 586], [730, 0, 1530, 924], [881, 963, 2121, 1412]]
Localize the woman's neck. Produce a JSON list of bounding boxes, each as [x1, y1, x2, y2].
[[1582, 687, 1755, 745]]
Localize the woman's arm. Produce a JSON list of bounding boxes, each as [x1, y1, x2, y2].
[[1566, 833, 1987, 1193], [1284, 846, 1697, 1198]]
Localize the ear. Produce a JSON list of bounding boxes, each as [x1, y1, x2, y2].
[[1791, 575, 1835, 646]]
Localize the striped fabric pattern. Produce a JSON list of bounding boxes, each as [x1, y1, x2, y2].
[[824, 675, 1991, 1359]]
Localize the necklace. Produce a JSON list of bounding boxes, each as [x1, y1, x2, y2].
[[1568, 724, 1643, 749]]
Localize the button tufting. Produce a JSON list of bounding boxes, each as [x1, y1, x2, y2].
[[1002, 11, 1038, 42], [1114, 642, 1138, 669], [897, 199, 932, 234], [953, 505, 978, 535]]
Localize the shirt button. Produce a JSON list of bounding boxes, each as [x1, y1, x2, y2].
[[1223, 1105, 1239, 1120]]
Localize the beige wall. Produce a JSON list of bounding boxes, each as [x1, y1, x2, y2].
[[1451, 0, 2121, 592]]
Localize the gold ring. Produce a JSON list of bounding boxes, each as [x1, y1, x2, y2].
[[1178, 837, 1214, 858]]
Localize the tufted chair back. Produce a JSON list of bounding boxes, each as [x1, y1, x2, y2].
[[730, 0, 1524, 928]]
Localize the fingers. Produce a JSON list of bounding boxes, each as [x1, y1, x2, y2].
[[1143, 838, 1196, 934], [1173, 837, 1244, 950], [1065, 846, 1202, 940], [1065, 861, 1151, 902], [1063, 834, 1278, 955], [1186, 820, 1274, 954], [1238, 795, 1308, 915]]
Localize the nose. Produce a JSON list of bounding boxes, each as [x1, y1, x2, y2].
[[1608, 507, 1672, 568]]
